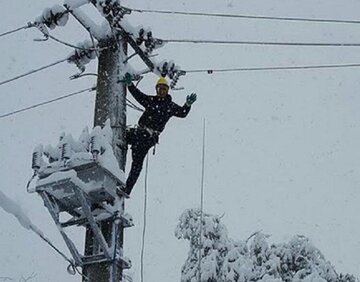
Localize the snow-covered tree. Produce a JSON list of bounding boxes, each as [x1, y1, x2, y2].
[[176, 209, 358, 282]]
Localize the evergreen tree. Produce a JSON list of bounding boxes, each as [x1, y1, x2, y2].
[[176, 209, 358, 282]]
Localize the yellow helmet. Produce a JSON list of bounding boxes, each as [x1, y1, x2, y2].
[[156, 77, 169, 88]]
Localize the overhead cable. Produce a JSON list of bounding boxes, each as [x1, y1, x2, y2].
[[46, 34, 99, 51], [184, 63, 360, 74], [0, 22, 90, 51], [163, 38, 360, 47], [130, 7, 360, 25], [0, 58, 69, 87], [3, 62, 360, 119], [0, 24, 32, 38], [0, 87, 96, 119]]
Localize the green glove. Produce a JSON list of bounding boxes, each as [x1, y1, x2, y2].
[[186, 93, 197, 106], [123, 72, 133, 86]]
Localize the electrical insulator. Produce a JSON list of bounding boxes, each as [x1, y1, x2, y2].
[[61, 142, 72, 161], [68, 47, 96, 74], [33, 23, 50, 42], [161, 62, 168, 77], [170, 70, 186, 89], [118, 7, 130, 18], [144, 43, 155, 56], [144, 32, 157, 55], [112, 14, 122, 27], [39, 6, 68, 30], [61, 135, 72, 161], [90, 127, 102, 160], [75, 60, 85, 74], [168, 63, 176, 79], [79, 127, 90, 152], [59, 132, 65, 141], [103, 6, 111, 16], [32, 144, 44, 172], [136, 28, 145, 46], [144, 31, 153, 48]]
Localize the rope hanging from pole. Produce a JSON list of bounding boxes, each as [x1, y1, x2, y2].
[[198, 118, 206, 282], [141, 153, 150, 282]]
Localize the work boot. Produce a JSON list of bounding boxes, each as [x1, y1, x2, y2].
[[116, 185, 130, 199]]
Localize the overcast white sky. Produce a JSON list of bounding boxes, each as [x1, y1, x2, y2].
[[1, 0, 360, 281]]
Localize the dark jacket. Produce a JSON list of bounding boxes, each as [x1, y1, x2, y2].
[[128, 84, 191, 133]]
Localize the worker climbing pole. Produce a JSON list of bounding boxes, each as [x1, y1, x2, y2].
[[123, 74, 197, 195], [25, 0, 195, 281]]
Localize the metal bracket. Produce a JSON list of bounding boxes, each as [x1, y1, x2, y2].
[[114, 25, 154, 71], [73, 187, 112, 259], [40, 191, 83, 266]]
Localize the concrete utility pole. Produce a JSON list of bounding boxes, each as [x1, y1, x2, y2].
[[83, 36, 128, 281], [28, 1, 184, 281]]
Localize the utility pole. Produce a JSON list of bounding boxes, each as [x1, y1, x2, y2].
[[28, 2, 184, 281], [83, 35, 128, 281]]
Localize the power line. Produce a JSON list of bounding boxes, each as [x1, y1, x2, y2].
[[130, 7, 360, 25], [0, 86, 96, 119], [163, 38, 360, 47], [184, 63, 360, 74], [47, 34, 98, 51], [0, 57, 69, 87], [2, 61, 360, 119], [0, 24, 32, 38]]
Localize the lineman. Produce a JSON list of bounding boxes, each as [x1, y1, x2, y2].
[[123, 73, 197, 195]]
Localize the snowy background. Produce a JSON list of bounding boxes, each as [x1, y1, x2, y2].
[[1, 0, 360, 281]]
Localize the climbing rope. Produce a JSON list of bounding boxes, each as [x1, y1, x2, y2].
[[141, 153, 150, 282], [198, 118, 206, 282]]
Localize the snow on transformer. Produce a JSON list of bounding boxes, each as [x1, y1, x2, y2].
[[30, 123, 126, 211], [27, 122, 131, 269]]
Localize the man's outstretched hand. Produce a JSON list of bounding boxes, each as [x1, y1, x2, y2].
[[123, 72, 133, 86], [186, 93, 197, 106]]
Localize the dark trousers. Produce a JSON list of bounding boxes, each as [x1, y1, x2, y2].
[[125, 127, 158, 195]]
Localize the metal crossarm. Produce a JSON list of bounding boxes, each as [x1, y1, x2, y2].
[[40, 191, 83, 266], [114, 25, 155, 71], [73, 187, 112, 259]]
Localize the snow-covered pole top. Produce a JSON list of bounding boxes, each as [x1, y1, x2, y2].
[[85, 0, 187, 89]]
